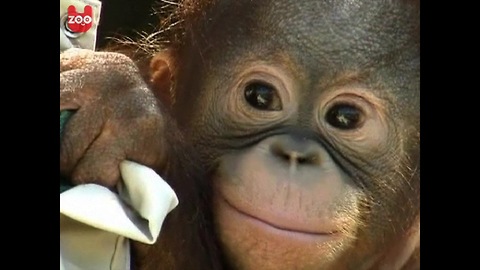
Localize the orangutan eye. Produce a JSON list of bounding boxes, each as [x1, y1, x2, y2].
[[244, 82, 282, 111], [326, 103, 364, 130]]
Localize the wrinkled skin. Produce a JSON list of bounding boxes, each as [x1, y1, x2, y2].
[[60, 50, 167, 187], [60, 0, 420, 269]]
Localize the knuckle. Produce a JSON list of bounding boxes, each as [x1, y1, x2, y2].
[[110, 93, 162, 121], [85, 52, 139, 75], [96, 51, 135, 66], [72, 147, 123, 187], [61, 50, 138, 75], [60, 48, 92, 70], [61, 48, 91, 60], [61, 52, 145, 100], [124, 111, 164, 136], [140, 113, 164, 130]]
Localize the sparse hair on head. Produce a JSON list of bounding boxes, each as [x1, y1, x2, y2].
[[106, 0, 216, 58]]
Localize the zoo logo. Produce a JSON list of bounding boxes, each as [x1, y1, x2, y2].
[[66, 5, 93, 33]]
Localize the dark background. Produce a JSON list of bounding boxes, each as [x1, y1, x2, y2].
[[96, 0, 160, 48]]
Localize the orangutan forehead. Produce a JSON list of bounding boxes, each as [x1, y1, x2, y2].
[[192, 0, 419, 71]]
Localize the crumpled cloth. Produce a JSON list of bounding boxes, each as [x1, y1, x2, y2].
[[60, 160, 179, 270]]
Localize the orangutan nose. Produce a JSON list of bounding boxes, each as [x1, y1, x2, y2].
[[269, 135, 322, 166]]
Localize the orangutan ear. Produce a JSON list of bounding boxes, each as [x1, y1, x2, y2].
[[150, 50, 175, 107]]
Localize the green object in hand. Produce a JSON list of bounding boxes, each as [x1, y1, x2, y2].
[[60, 110, 75, 193]]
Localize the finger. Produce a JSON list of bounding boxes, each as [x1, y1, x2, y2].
[[70, 114, 167, 189], [60, 102, 106, 178], [70, 135, 124, 189], [122, 118, 167, 171], [107, 93, 167, 170]]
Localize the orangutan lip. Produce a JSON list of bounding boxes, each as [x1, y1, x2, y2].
[[221, 196, 336, 236]]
